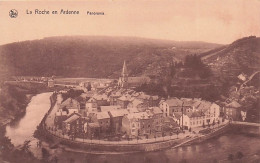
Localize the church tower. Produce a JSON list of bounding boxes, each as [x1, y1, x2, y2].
[[118, 60, 128, 88]]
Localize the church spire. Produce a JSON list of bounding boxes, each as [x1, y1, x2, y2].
[[122, 60, 128, 76], [118, 60, 128, 88]]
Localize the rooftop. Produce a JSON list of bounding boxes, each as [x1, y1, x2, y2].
[[149, 107, 163, 114], [64, 114, 80, 123], [96, 112, 110, 119], [165, 98, 183, 106], [127, 107, 139, 113], [226, 101, 241, 108], [126, 112, 150, 120], [100, 105, 121, 112], [109, 109, 129, 117], [186, 111, 204, 118]]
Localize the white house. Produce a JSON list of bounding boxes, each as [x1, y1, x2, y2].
[[179, 111, 205, 129], [196, 101, 220, 125], [159, 98, 183, 117], [85, 98, 98, 114]]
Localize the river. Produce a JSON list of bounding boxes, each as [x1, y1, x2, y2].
[[5, 92, 260, 163], [5, 92, 52, 146]]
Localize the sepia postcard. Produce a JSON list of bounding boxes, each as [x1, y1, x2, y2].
[[0, 0, 259, 163]]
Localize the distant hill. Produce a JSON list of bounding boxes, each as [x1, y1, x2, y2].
[[0, 36, 221, 79], [201, 36, 260, 83]]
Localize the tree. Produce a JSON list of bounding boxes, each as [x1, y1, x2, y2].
[[236, 151, 244, 159], [87, 83, 92, 91], [0, 135, 14, 156], [228, 154, 234, 161], [21, 140, 31, 153], [162, 132, 165, 141], [42, 147, 50, 160], [69, 158, 75, 163], [183, 54, 211, 79], [179, 159, 188, 163], [53, 156, 59, 163]]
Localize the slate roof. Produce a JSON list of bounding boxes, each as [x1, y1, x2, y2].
[[61, 98, 80, 108], [130, 99, 144, 107], [93, 94, 108, 101], [109, 109, 129, 117], [165, 98, 183, 106], [96, 112, 110, 119], [100, 105, 121, 112], [64, 114, 80, 123], [127, 107, 139, 113], [126, 112, 150, 120], [118, 95, 132, 101], [149, 107, 163, 114], [186, 111, 205, 118], [226, 101, 241, 108], [197, 101, 212, 112]]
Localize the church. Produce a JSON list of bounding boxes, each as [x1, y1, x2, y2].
[[118, 61, 151, 88]]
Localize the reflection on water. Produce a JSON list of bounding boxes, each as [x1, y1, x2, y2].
[[54, 132, 260, 163], [5, 92, 52, 146]]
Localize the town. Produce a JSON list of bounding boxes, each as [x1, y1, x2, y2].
[[43, 61, 237, 142]]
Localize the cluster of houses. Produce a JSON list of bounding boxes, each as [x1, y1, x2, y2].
[[52, 61, 224, 140], [160, 98, 220, 129], [53, 87, 224, 140], [214, 72, 260, 122], [54, 89, 164, 139]]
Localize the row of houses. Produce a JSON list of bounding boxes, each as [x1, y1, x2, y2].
[[159, 98, 221, 129], [54, 89, 163, 139], [55, 105, 164, 139], [54, 88, 226, 139]]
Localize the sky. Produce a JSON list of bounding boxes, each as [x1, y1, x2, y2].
[[0, 0, 260, 45]]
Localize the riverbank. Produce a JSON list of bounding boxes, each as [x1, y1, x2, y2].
[[0, 92, 54, 163], [40, 95, 232, 153], [0, 85, 36, 127], [43, 123, 230, 154]]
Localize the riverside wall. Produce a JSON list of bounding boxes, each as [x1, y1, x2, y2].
[[40, 93, 232, 153], [43, 124, 231, 152], [183, 124, 231, 146]]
